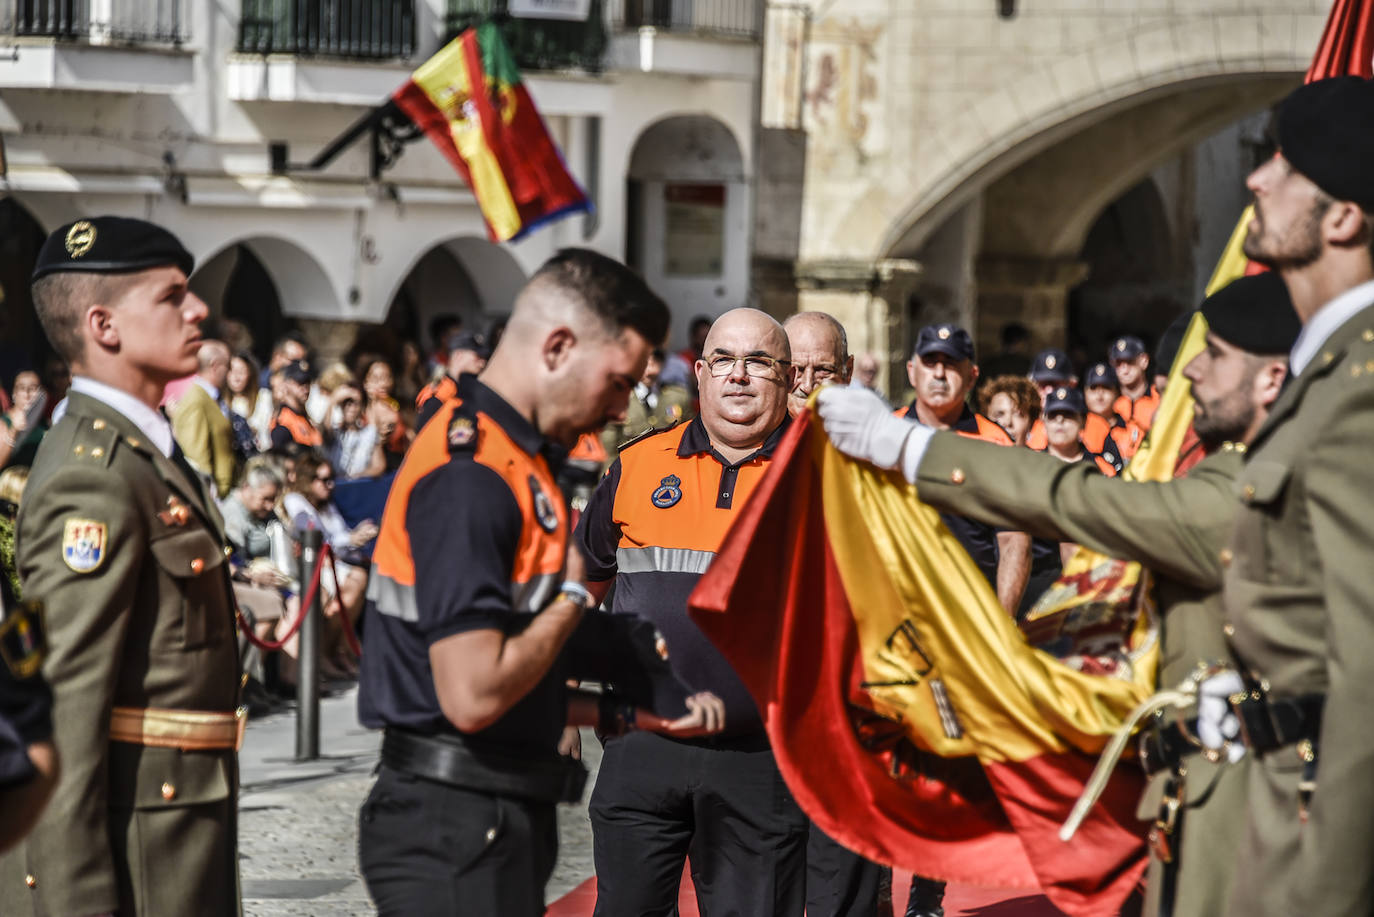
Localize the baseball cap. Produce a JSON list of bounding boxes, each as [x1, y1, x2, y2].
[[913, 323, 975, 363]]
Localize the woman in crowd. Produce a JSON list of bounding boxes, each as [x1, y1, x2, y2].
[[0, 372, 48, 470], [228, 350, 275, 452], [323, 382, 377, 478], [283, 452, 377, 677], [359, 357, 413, 457], [979, 375, 1062, 620]]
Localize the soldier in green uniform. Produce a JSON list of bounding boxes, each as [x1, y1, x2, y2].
[[815, 272, 1300, 917], [1209, 76, 1374, 917], [0, 217, 243, 916]]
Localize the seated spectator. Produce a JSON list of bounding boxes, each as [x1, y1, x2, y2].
[[1, 372, 48, 470], [270, 361, 322, 451], [323, 383, 376, 478], [282, 453, 375, 677], [228, 350, 273, 452]]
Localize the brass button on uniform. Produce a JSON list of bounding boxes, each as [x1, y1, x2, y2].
[[73, 445, 84, 456], [1219, 548, 1233, 567], [1223, 623, 1236, 637], [1242, 484, 1256, 501], [161, 782, 176, 800], [24, 874, 36, 888], [92, 419, 106, 431], [128, 438, 141, 448], [189, 558, 205, 576], [223, 545, 234, 559], [950, 468, 966, 485], [91, 447, 104, 459], [1363, 329, 1374, 343], [485, 827, 497, 843]]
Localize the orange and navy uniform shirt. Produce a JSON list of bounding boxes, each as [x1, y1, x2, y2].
[[270, 404, 322, 450], [897, 402, 1010, 584], [1113, 387, 1159, 437], [415, 373, 460, 431], [574, 416, 789, 738], [357, 375, 568, 754]]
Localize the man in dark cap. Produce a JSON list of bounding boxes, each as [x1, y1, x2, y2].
[[1109, 334, 1159, 437], [414, 329, 493, 430], [269, 358, 321, 450], [817, 271, 1301, 917], [1209, 74, 1374, 916], [0, 216, 242, 915]]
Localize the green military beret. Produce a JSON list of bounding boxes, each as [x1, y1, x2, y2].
[[1200, 273, 1301, 356], [32, 216, 195, 282], [1277, 77, 1374, 211]]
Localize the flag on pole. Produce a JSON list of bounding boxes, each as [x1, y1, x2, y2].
[[392, 23, 590, 242]]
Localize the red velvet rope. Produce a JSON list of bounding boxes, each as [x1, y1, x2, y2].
[[325, 548, 364, 659], [235, 543, 333, 653]]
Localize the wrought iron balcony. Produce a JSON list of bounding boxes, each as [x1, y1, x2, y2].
[[443, 0, 607, 72], [1, 0, 189, 44], [238, 0, 416, 60], [605, 0, 758, 39]]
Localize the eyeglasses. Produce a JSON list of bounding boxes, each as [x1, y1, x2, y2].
[[705, 353, 792, 379], [315, 475, 335, 487]]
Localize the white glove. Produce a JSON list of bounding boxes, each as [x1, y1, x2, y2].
[[1197, 670, 1247, 763], [816, 385, 919, 471]]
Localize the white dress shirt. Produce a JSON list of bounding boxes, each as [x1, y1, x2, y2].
[[1289, 278, 1374, 377]]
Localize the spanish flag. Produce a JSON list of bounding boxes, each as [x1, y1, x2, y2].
[[392, 23, 590, 242], [689, 412, 1152, 917]]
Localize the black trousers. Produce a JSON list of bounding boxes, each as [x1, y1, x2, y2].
[[358, 765, 557, 917], [805, 823, 885, 917], [590, 731, 809, 917]]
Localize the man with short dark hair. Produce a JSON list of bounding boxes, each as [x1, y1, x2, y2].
[[0, 216, 242, 916], [269, 360, 320, 451], [1109, 334, 1158, 436], [357, 248, 719, 916], [414, 329, 493, 430]]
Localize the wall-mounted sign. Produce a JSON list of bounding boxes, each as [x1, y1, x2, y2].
[[508, 0, 592, 21], [664, 183, 725, 277]]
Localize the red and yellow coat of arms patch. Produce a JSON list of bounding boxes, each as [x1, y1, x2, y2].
[[62, 518, 107, 574]]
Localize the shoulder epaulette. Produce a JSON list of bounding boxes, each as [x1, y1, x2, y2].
[[616, 420, 687, 455], [67, 417, 122, 469]]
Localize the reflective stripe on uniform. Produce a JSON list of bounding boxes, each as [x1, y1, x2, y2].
[[615, 545, 716, 576], [512, 572, 561, 613], [368, 572, 420, 623]]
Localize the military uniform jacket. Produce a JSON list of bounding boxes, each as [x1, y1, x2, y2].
[[1221, 302, 1374, 917], [0, 390, 242, 917], [600, 383, 693, 462], [916, 433, 1248, 917]]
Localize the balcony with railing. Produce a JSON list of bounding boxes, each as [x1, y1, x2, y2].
[[605, 0, 757, 40], [237, 0, 416, 60], [1, 0, 189, 43], [442, 0, 606, 73], [0, 0, 193, 92]]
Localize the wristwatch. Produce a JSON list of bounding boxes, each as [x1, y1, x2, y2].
[[555, 580, 594, 611]]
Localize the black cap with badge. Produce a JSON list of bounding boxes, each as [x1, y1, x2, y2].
[[912, 323, 975, 363], [1043, 385, 1087, 417], [446, 330, 493, 360], [1109, 335, 1146, 362], [1084, 362, 1118, 390], [32, 216, 195, 282], [282, 360, 314, 386], [1029, 349, 1074, 383]]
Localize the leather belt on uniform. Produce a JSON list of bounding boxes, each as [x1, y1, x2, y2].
[[381, 728, 588, 804], [1139, 716, 1201, 777], [1228, 690, 1324, 755], [110, 705, 248, 751]]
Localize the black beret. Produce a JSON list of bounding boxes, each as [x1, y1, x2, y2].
[[913, 323, 974, 363], [1276, 77, 1374, 211], [32, 216, 194, 282], [1029, 349, 1074, 383], [1200, 273, 1301, 356]]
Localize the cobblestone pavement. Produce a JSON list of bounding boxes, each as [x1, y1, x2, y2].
[[237, 687, 600, 916]]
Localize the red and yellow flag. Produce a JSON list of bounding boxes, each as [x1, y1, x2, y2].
[[392, 23, 590, 242], [689, 415, 1150, 917]]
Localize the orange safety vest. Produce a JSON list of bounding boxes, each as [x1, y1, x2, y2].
[[1113, 387, 1159, 434], [568, 432, 608, 466], [370, 397, 567, 621], [273, 404, 322, 447], [415, 375, 459, 411]]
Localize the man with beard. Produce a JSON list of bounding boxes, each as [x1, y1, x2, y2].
[[815, 271, 1300, 917], [1208, 75, 1374, 916]]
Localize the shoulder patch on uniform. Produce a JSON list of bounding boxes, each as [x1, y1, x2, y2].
[[651, 474, 683, 509], [529, 475, 560, 533], [447, 413, 479, 453], [0, 599, 47, 679], [62, 518, 108, 573]]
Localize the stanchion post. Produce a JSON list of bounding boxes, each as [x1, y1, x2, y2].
[[296, 529, 324, 761]]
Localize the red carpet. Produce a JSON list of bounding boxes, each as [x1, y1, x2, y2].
[[547, 866, 1065, 916]]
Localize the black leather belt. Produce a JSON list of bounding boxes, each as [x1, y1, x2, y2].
[[1230, 691, 1324, 755], [381, 729, 588, 804], [1139, 716, 1201, 777]]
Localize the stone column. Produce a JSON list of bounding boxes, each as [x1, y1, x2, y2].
[[794, 258, 922, 401], [973, 256, 1089, 356]]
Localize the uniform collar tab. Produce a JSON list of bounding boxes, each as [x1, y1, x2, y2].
[[457, 374, 545, 456]]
